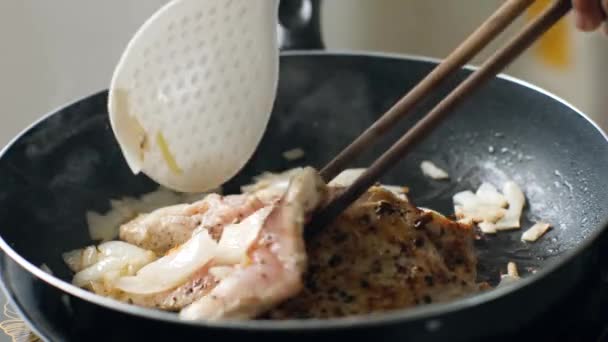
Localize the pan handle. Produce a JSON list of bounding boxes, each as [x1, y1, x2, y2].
[[278, 0, 325, 50]]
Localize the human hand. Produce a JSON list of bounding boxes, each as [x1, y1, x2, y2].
[[572, 0, 608, 33]]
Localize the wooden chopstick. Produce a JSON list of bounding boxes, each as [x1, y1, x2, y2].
[[313, 0, 572, 229], [319, 0, 535, 182]]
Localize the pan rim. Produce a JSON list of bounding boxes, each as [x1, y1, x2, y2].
[[0, 49, 606, 332]]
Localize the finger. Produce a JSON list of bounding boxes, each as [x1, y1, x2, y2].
[[572, 0, 605, 31], [600, 0, 608, 35]]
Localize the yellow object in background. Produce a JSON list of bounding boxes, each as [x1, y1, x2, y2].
[[527, 0, 572, 69]]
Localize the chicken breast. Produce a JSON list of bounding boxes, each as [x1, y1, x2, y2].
[[180, 167, 326, 320], [68, 167, 481, 320], [119, 194, 264, 255], [75, 167, 326, 317], [267, 186, 480, 319]]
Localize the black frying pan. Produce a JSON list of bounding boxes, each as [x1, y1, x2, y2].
[[1, 1, 608, 341]]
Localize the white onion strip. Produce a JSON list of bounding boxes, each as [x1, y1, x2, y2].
[[521, 222, 551, 242], [420, 161, 449, 180], [215, 206, 274, 265], [494, 182, 525, 231], [115, 230, 217, 295]]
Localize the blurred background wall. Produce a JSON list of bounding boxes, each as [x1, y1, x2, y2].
[[1, 0, 606, 147]]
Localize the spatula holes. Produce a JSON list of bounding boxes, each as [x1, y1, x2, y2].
[[159, 69, 168, 80], [204, 69, 212, 80], [181, 16, 191, 27], [223, 79, 232, 89], [194, 11, 203, 21], [185, 59, 195, 70], [177, 78, 185, 91], [208, 85, 217, 95], [199, 55, 208, 66], [209, 7, 217, 16], [217, 114, 226, 124], [190, 124, 199, 135], [243, 88, 252, 99], [181, 93, 190, 105], [173, 65, 182, 76], [162, 84, 172, 96], [191, 74, 199, 85], [167, 35, 175, 44], [196, 40, 205, 49]]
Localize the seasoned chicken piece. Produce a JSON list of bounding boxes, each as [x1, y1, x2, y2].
[[87, 167, 325, 316], [119, 194, 264, 254], [180, 167, 326, 320], [267, 186, 479, 319]]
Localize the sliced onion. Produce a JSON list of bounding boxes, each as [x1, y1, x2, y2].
[[454, 204, 506, 223], [87, 187, 219, 242], [495, 182, 525, 231], [97, 241, 156, 263], [282, 148, 305, 161], [478, 221, 497, 234], [71, 242, 156, 287], [215, 206, 274, 265], [497, 262, 521, 287], [330, 169, 406, 199], [507, 261, 519, 277], [475, 182, 507, 208], [420, 161, 449, 180], [453, 191, 479, 207], [241, 169, 303, 202], [209, 266, 234, 280], [115, 230, 217, 295], [63, 246, 101, 273], [521, 222, 551, 242], [73, 257, 128, 287], [87, 209, 131, 242], [329, 168, 366, 187]]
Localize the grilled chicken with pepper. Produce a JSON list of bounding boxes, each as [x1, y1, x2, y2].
[[268, 186, 479, 319], [64, 167, 481, 320]]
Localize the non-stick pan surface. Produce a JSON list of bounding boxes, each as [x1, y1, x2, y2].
[[0, 53, 607, 341]]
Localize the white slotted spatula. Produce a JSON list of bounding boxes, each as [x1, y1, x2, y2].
[[108, 0, 280, 192]]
